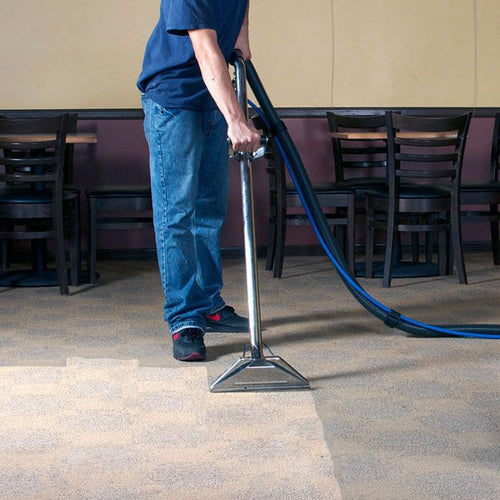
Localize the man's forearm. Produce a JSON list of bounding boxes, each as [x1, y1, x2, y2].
[[189, 27, 260, 152], [189, 29, 245, 124]]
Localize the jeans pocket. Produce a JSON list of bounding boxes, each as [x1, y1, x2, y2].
[[143, 96, 180, 121]]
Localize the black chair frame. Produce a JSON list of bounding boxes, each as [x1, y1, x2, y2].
[[0, 114, 79, 294], [261, 127, 355, 278], [460, 112, 500, 265], [85, 185, 153, 283], [365, 112, 471, 287]]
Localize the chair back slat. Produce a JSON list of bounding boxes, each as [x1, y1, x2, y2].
[[342, 160, 387, 169], [387, 111, 471, 191], [395, 138, 459, 148], [395, 153, 458, 163], [340, 146, 387, 155], [0, 116, 68, 190], [0, 115, 72, 134], [397, 169, 455, 179], [392, 113, 466, 132], [0, 140, 58, 150], [327, 112, 387, 183]]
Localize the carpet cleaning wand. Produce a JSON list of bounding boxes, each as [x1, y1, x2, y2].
[[210, 54, 310, 392]]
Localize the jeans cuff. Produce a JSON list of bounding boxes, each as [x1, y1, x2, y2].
[[170, 320, 206, 335], [207, 299, 226, 316]]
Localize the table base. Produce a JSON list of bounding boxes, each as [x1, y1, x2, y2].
[[0, 269, 94, 287]]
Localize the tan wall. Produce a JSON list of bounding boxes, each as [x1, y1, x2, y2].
[[0, 0, 498, 109]]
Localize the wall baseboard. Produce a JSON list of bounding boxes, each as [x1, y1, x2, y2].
[[7, 241, 494, 265], [95, 241, 494, 260]]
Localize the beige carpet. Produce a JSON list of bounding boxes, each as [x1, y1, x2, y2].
[[0, 357, 341, 499], [1, 254, 499, 498]]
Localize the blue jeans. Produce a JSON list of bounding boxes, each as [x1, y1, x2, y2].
[[142, 96, 229, 334]]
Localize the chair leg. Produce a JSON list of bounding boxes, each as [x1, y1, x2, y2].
[[411, 225, 419, 262], [265, 218, 276, 271], [88, 197, 98, 284], [273, 192, 287, 279], [383, 210, 396, 288], [334, 224, 346, 258], [438, 230, 447, 275], [1, 227, 13, 271], [347, 195, 356, 275], [265, 192, 277, 271], [426, 214, 441, 264], [69, 198, 80, 286], [446, 229, 453, 276], [1, 239, 7, 271], [396, 233, 403, 261], [426, 231, 434, 264], [451, 206, 467, 284], [365, 196, 375, 278], [490, 205, 500, 265], [274, 213, 286, 279], [55, 212, 69, 295]]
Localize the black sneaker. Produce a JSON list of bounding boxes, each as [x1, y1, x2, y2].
[[205, 306, 249, 333], [172, 328, 206, 361]]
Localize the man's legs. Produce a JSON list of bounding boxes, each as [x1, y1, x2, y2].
[[143, 97, 221, 334], [195, 111, 250, 333], [194, 110, 229, 314]]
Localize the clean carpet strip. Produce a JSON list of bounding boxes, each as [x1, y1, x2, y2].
[[0, 357, 341, 499]]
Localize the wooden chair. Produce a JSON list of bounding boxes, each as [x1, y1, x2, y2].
[[327, 112, 388, 199], [0, 114, 79, 295], [365, 112, 471, 287], [254, 117, 355, 278], [460, 112, 500, 265], [0, 113, 81, 283], [85, 184, 153, 283], [327, 112, 395, 268]]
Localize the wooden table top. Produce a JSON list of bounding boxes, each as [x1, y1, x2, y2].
[[330, 131, 458, 140], [0, 133, 97, 144]]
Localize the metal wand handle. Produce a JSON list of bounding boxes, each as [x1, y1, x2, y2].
[[233, 55, 264, 359]]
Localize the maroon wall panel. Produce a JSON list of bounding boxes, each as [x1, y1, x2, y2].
[[72, 116, 495, 250]]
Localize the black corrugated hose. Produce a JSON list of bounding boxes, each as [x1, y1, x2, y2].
[[244, 58, 499, 339]]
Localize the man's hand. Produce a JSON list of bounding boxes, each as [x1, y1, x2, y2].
[[234, 33, 251, 61], [228, 119, 261, 153]]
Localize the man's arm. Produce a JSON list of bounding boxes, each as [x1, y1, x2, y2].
[[234, 4, 251, 60], [188, 28, 261, 153]]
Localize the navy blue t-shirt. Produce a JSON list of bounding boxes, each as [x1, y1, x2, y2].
[[137, 0, 248, 111]]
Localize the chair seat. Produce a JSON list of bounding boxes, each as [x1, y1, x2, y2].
[[85, 185, 151, 198], [64, 183, 81, 194], [352, 183, 388, 199], [460, 181, 500, 193], [461, 181, 500, 206], [286, 181, 353, 194], [366, 184, 450, 199], [0, 188, 78, 204], [336, 178, 388, 200]]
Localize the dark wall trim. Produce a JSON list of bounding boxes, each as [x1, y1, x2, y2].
[[1, 107, 499, 120], [275, 107, 500, 118], [0, 109, 145, 120]]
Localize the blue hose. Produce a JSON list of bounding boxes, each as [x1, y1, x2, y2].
[[245, 60, 500, 339]]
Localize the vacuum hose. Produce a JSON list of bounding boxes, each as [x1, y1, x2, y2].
[[245, 59, 500, 339]]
